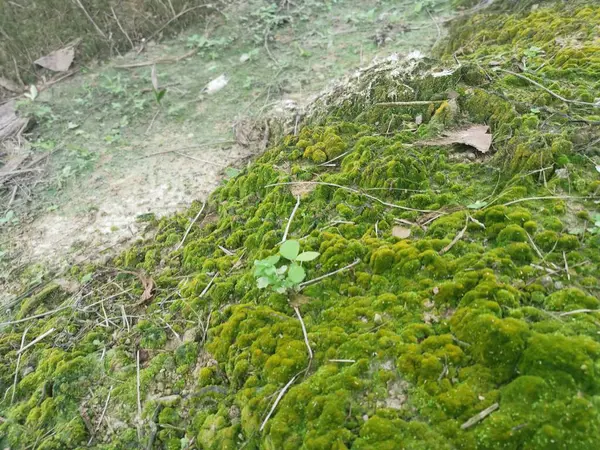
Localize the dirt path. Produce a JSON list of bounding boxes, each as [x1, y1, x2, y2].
[[0, 0, 452, 297]]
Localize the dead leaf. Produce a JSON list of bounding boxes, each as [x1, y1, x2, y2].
[[424, 124, 492, 153], [34, 46, 75, 72], [0, 76, 20, 93], [151, 65, 159, 91], [392, 226, 411, 239], [204, 74, 228, 95], [137, 273, 155, 305]]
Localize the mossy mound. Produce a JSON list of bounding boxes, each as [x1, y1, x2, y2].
[[1, 1, 600, 449]]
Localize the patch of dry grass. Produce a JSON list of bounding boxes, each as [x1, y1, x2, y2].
[[0, 0, 217, 87]]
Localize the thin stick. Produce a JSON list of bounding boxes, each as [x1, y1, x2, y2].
[[318, 150, 352, 167], [16, 328, 55, 355], [264, 30, 280, 67], [115, 49, 196, 69], [526, 231, 544, 260], [160, 318, 181, 341], [202, 310, 212, 344], [298, 259, 360, 290], [461, 403, 499, 430], [440, 216, 468, 255], [101, 301, 109, 328], [137, 141, 236, 159], [328, 359, 355, 363], [146, 108, 160, 134], [121, 305, 130, 332], [426, 8, 442, 49], [259, 372, 301, 431], [559, 309, 599, 317], [200, 273, 218, 298], [136, 350, 142, 420], [147, 5, 213, 42], [496, 69, 599, 108], [563, 251, 570, 281], [293, 306, 313, 360], [175, 202, 206, 251], [73, 0, 107, 38], [281, 195, 300, 243], [88, 385, 113, 445], [502, 195, 596, 206], [111, 6, 134, 49], [376, 100, 446, 107], [266, 182, 441, 214], [173, 151, 220, 166], [11, 327, 29, 404]]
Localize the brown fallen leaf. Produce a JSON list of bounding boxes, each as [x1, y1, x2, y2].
[[424, 124, 492, 153], [137, 273, 155, 305], [34, 46, 75, 72], [392, 226, 411, 239]]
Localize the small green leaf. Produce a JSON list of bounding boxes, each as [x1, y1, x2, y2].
[[467, 200, 488, 210], [280, 240, 300, 260], [155, 88, 167, 104], [265, 255, 280, 265], [287, 263, 306, 284], [225, 167, 241, 178], [81, 272, 94, 283], [276, 265, 288, 275], [296, 251, 320, 262], [257, 277, 270, 289]]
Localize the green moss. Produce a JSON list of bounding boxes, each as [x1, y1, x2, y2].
[[3, 2, 600, 448]]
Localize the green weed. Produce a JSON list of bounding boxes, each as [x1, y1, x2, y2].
[[254, 240, 320, 293]]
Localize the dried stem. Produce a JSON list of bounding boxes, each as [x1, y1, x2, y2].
[[497, 69, 600, 108], [73, 0, 107, 38], [259, 371, 303, 431], [136, 350, 142, 421], [200, 273, 218, 298], [439, 215, 468, 255], [281, 195, 300, 243], [461, 403, 499, 429], [266, 181, 441, 214], [175, 202, 206, 251], [293, 306, 313, 361], [16, 328, 55, 355], [88, 385, 113, 445], [11, 327, 29, 404], [376, 100, 446, 107], [111, 6, 134, 49], [298, 259, 360, 290], [502, 195, 596, 207]]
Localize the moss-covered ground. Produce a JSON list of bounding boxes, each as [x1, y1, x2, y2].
[[2, 0, 600, 448]]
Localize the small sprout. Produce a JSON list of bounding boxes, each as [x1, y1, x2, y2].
[[253, 240, 320, 294], [467, 200, 488, 210], [23, 84, 38, 101]]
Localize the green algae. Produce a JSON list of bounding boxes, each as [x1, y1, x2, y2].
[[1, 1, 600, 449]]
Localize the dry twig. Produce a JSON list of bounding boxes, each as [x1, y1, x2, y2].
[[298, 259, 360, 290], [11, 327, 29, 404], [293, 306, 313, 360], [266, 181, 441, 214], [259, 371, 303, 431], [16, 328, 55, 355], [111, 6, 134, 49], [281, 195, 300, 243], [440, 215, 468, 255], [496, 69, 600, 108], [175, 202, 206, 251], [73, 0, 107, 38], [461, 403, 499, 430], [376, 100, 446, 107]]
